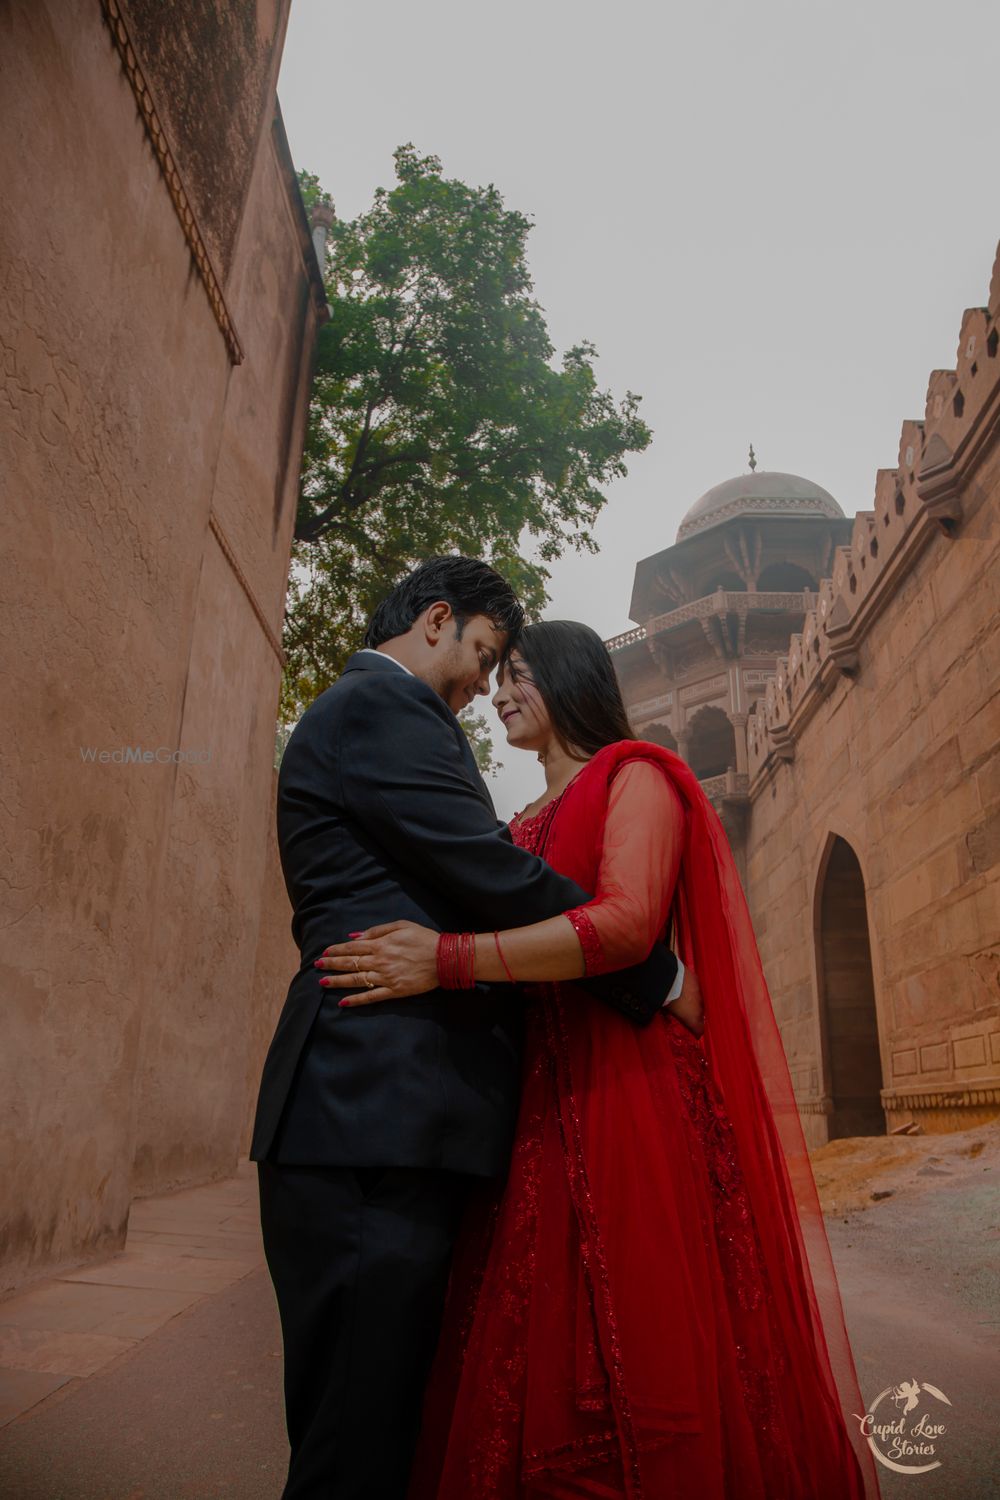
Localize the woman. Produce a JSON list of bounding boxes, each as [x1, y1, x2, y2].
[[318, 621, 880, 1500]]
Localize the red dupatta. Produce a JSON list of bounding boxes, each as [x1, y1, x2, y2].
[[410, 739, 880, 1500], [524, 741, 879, 1498]]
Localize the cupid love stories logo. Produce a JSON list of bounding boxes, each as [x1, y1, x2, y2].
[[854, 1378, 953, 1475]]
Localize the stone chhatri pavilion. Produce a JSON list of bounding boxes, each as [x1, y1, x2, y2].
[[609, 252, 1000, 1147], [608, 465, 852, 874]]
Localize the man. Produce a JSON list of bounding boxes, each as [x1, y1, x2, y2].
[[251, 556, 691, 1499]]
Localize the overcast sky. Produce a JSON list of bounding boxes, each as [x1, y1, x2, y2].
[[278, 0, 999, 817]]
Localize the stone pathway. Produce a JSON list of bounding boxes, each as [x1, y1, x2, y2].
[[0, 1139, 996, 1498], [823, 1123, 1000, 1500], [0, 1162, 287, 1498]]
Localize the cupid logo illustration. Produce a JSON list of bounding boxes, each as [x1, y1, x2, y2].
[[854, 1378, 953, 1474]]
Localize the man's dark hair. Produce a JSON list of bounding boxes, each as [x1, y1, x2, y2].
[[364, 556, 524, 649], [509, 620, 635, 756]]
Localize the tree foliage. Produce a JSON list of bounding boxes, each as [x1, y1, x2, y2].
[[282, 147, 651, 738]]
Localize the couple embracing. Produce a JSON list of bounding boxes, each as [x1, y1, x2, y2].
[[251, 556, 879, 1500]]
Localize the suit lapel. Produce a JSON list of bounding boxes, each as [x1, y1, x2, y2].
[[454, 727, 498, 817], [343, 652, 498, 818]]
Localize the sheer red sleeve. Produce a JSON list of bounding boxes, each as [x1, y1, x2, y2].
[[564, 761, 684, 975]]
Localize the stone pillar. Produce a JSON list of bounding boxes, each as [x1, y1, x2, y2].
[[731, 712, 749, 775]]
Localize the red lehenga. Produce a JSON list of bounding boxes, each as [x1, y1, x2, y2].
[[408, 742, 880, 1500]]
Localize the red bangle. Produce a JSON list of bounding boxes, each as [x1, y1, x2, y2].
[[443, 932, 458, 989], [437, 932, 453, 989], [437, 932, 476, 990], [493, 931, 516, 983]]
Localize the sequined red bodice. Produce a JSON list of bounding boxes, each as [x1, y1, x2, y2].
[[509, 790, 566, 855]]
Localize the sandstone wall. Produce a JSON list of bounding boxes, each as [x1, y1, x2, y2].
[[747, 249, 1000, 1143], [242, 769, 299, 1154], [0, 0, 322, 1287]]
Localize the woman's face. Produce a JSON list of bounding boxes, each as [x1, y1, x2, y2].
[[493, 651, 554, 752]]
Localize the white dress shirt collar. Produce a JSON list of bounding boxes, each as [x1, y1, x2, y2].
[[355, 647, 414, 676]]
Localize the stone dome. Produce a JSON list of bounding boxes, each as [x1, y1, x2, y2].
[[676, 471, 844, 541]]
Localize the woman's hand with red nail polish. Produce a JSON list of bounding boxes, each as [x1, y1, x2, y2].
[[319, 921, 438, 1008]]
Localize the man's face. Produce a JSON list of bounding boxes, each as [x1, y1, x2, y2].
[[434, 614, 507, 715]]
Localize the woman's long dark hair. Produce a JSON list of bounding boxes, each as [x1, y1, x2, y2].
[[511, 620, 635, 757]]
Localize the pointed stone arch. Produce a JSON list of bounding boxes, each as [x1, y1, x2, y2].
[[640, 720, 678, 752], [813, 833, 885, 1139], [700, 568, 747, 593], [686, 705, 736, 780], [757, 560, 819, 591]]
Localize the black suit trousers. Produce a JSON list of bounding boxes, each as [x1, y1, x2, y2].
[[258, 1162, 471, 1500]]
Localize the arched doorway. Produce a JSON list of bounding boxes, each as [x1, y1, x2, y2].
[[686, 706, 736, 779], [757, 561, 818, 591], [640, 721, 678, 752], [816, 837, 884, 1138], [702, 570, 747, 593]]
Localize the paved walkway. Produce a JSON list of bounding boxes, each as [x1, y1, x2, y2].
[[825, 1147, 1000, 1500], [0, 1162, 287, 1498], [1, 1137, 997, 1498]]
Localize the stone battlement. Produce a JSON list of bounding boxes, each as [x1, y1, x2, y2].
[[748, 240, 1000, 779]]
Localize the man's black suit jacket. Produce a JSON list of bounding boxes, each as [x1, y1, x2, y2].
[[250, 651, 679, 1177]]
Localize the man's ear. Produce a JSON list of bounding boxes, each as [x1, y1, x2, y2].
[[422, 601, 454, 645]]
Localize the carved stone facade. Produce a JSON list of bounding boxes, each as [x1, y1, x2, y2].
[[0, 0, 321, 1289], [611, 246, 1000, 1143], [609, 478, 853, 883]]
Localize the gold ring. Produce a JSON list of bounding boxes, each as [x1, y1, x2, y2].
[[353, 956, 361, 973], [365, 972, 375, 989]]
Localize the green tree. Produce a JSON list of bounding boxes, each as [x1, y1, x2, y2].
[[282, 146, 651, 757]]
